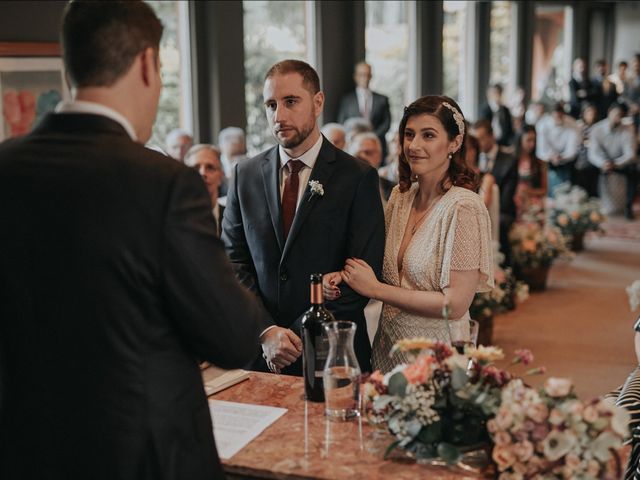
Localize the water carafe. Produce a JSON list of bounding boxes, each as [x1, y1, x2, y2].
[[322, 321, 361, 420]]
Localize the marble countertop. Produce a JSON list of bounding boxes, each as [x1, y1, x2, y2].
[[212, 372, 488, 480]]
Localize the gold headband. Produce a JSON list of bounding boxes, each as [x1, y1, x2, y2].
[[441, 102, 465, 136]]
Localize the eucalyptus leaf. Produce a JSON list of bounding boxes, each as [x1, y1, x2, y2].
[[383, 439, 403, 460], [417, 421, 442, 444], [388, 372, 408, 397], [437, 442, 463, 464]]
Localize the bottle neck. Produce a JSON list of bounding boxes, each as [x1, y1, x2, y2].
[[310, 282, 323, 305]]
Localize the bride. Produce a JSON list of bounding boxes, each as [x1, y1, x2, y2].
[[324, 95, 494, 372]]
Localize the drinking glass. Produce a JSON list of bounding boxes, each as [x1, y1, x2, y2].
[[449, 319, 479, 354]]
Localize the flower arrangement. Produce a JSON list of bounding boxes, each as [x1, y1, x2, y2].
[[548, 184, 605, 237], [362, 340, 538, 464], [509, 222, 572, 270], [489, 378, 629, 479], [470, 267, 529, 320], [363, 340, 629, 477]]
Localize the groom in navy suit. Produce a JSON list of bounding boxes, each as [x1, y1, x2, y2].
[[222, 60, 385, 376]]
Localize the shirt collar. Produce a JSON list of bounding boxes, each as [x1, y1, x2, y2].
[[55, 100, 138, 141], [279, 134, 323, 170], [488, 143, 499, 161]]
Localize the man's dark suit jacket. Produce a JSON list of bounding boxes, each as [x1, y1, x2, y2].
[[489, 148, 519, 262], [0, 113, 265, 480], [337, 90, 392, 157], [479, 103, 515, 147], [569, 77, 599, 119], [221, 137, 385, 375]]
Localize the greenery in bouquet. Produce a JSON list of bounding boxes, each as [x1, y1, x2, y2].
[[489, 378, 629, 479], [509, 221, 572, 270], [549, 184, 605, 237], [362, 339, 540, 464]]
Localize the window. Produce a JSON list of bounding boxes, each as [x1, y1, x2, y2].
[[531, 5, 574, 104], [147, 1, 191, 149], [243, 1, 310, 155], [442, 1, 467, 103], [489, 1, 514, 96], [365, 1, 411, 132]]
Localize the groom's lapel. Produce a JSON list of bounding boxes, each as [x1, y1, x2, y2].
[[261, 148, 285, 253], [282, 137, 336, 259]]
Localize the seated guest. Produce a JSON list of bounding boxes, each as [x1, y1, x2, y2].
[[349, 132, 394, 203], [514, 125, 547, 219], [378, 130, 400, 184], [0, 2, 266, 479], [592, 59, 619, 119], [321, 122, 346, 150], [184, 144, 225, 235], [609, 60, 630, 97], [536, 103, 580, 197], [472, 120, 518, 265], [165, 127, 193, 163], [588, 102, 638, 219], [337, 61, 391, 158], [575, 103, 600, 197], [479, 83, 515, 147], [343, 116, 373, 150], [524, 101, 545, 127], [218, 126, 247, 197]]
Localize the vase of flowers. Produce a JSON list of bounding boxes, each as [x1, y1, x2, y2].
[[509, 221, 571, 291], [548, 184, 605, 252]]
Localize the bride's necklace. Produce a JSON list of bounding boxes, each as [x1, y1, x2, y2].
[[409, 195, 441, 236]]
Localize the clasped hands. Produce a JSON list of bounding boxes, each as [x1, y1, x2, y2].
[[323, 258, 379, 301], [261, 327, 302, 374]]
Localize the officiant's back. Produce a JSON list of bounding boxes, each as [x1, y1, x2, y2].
[[0, 3, 265, 479]]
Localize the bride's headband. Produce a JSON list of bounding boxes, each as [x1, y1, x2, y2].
[[441, 102, 465, 136]]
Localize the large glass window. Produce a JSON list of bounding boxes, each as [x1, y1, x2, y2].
[[147, 1, 190, 149], [531, 5, 574, 104], [489, 1, 513, 95], [243, 1, 310, 154], [365, 1, 411, 131], [442, 1, 467, 103]]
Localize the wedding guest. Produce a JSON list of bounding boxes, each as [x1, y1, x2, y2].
[[218, 126, 247, 178], [184, 144, 225, 235], [575, 103, 600, 197], [479, 83, 515, 147], [165, 127, 193, 163], [592, 59, 619, 119], [536, 103, 581, 197], [378, 130, 400, 184], [222, 60, 384, 376], [609, 61, 630, 97], [337, 61, 392, 158], [472, 119, 519, 265], [569, 58, 598, 119], [514, 125, 547, 219], [509, 86, 526, 133], [343, 116, 373, 149], [524, 101, 546, 127], [324, 96, 493, 372], [321, 122, 346, 151], [0, 2, 265, 479], [588, 102, 638, 219], [349, 132, 395, 202]]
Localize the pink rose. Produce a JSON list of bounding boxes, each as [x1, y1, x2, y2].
[[494, 431, 512, 447], [495, 407, 515, 430], [523, 420, 536, 431], [549, 408, 565, 426], [565, 453, 581, 469], [531, 423, 550, 441], [492, 445, 517, 471], [544, 377, 573, 397], [513, 349, 534, 365], [513, 440, 534, 462], [583, 405, 598, 423], [526, 403, 549, 423], [487, 419, 499, 434], [587, 459, 600, 477]]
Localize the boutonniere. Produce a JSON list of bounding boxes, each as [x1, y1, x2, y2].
[[308, 180, 324, 202]]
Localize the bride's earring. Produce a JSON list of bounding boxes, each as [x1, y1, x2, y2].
[[447, 152, 453, 160]]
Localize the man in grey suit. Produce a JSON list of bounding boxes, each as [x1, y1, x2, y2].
[[337, 61, 392, 159], [222, 60, 385, 376]]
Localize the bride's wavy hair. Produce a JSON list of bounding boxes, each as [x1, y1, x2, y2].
[[397, 95, 478, 193]]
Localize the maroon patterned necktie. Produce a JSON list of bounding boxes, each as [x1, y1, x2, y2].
[[282, 159, 303, 240]]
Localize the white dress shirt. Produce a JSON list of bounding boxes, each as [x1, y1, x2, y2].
[[55, 100, 137, 141], [356, 87, 373, 119], [278, 133, 323, 207], [536, 114, 580, 165], [588, 119, 637, 169]]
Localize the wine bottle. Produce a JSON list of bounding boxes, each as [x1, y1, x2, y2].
[[301, 273, 335, 402]]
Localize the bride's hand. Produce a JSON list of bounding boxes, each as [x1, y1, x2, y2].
[[322, 272, 342, 301], [341, 258, 379, 299]]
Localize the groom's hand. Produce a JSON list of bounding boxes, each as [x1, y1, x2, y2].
[[261, 327, 302, 370]]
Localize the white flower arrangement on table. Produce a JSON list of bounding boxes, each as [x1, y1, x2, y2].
[[308, 180, 324, 201]]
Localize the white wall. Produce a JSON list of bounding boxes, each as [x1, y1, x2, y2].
[[613, 2, 640, 64]]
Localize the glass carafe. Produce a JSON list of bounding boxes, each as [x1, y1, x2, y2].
[[322, 321, 361, 420]]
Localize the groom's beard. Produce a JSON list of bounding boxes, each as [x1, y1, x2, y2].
[[274, 117, 315, 149]]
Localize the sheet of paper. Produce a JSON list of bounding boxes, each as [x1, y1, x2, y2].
[[209, 400, 287, 459]]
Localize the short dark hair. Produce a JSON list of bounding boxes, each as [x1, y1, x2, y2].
[[473, 119, 493, 136], [552, 102, 566, 115], [619, 61, 628, 68], [488, 83, 503, 94], [61, 1, 163, 88], [608, 101, 629, 115], [264, 60, 320, 94], [398, 95, 478, 194]]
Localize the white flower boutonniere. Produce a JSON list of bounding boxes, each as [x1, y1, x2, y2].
[[308, 180, 324, 201]]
